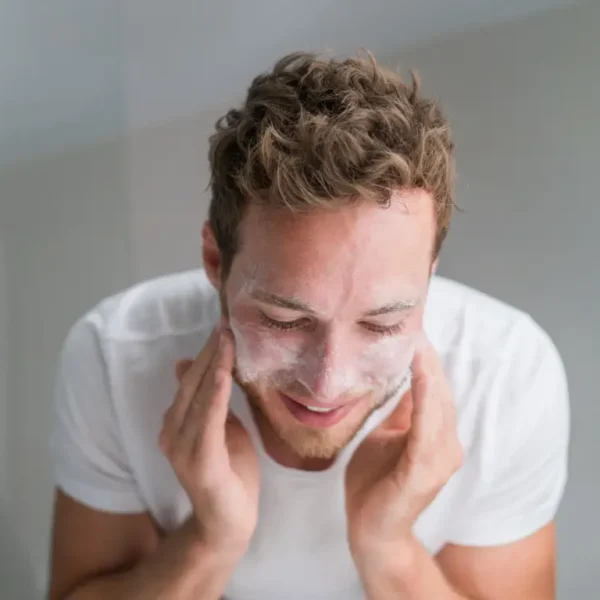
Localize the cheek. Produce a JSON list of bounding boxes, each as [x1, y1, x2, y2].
[[359, 335, 416, 381], [229, 318, 302, 379]]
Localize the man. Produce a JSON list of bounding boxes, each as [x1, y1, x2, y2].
[[48, 53, 569, 600]]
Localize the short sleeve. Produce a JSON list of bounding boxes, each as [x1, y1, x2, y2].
[[447, 318, 570, 546], [51, 314, 147, 513]]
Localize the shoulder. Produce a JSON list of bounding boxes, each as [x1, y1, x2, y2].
[[59, 269, 220, 376], [425, 275, 563, 373], [425, 279, 569, 524], [52, 270, 220, 515], [90, 269, 220, 342], [426, 276, 568, 429]]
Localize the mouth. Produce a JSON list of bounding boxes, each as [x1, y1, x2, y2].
[[279, 392, 359, 428]]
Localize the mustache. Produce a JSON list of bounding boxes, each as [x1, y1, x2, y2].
[[281, 376, 370, 400]]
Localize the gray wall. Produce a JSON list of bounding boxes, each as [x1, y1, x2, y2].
[[0, 139, 134, 595], [397, 3, 599, 596], [127, 109, 221, 280], [0, 192, 35, 599], [0, 238, 8, 495], [0, 2, 597, 597]]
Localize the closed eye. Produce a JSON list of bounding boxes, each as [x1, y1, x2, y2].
[[259, 312, 310, 332], [259, 310, 406, 337], [360, 322, 406, 336]]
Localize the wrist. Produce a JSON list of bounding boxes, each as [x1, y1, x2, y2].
[[353, 536, 467, 600], [181, 518, 250, 565], [351, 534, 418, 581]]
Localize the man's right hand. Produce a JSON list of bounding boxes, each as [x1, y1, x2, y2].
[[159, 323, 260, 559]]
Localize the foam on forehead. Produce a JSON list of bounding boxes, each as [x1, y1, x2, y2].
[[232, 261, 421, 323]]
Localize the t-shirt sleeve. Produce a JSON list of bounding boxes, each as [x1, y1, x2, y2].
[[51, 314, 147, 513], [447, 317, 570, 547]]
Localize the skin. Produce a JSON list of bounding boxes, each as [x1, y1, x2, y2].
[[47, 189, 556, 600], [206, 192, 433, 468], [202, 190, 556, 598]]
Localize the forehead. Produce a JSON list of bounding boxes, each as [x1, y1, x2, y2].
[[229, 190, 435, 307]]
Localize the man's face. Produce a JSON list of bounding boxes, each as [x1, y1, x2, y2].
[[221, 190, 436, 459]]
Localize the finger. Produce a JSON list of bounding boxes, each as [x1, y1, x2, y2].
[[194, 329, 236, 455], [224, 411, 251, 456], [159, 358, 194, 452], [177, 329, 234, 459], [177, 329, 235, 461], [381, 390, 413, 434], [175, 359, 194, 382], [162, 328, 220, 437], [411, 333, 443, 391], [413, 339, 462, 473], [180, 327, 222, 394], [414, 335, 457, 432], [408, 335, 445, 446]]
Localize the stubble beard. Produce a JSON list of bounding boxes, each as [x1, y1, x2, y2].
[[233, 367, 399, 460]]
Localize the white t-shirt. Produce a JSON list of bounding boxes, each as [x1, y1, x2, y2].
[[51, 270, 569, 600]]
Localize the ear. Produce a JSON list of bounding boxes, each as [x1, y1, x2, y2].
[[430, 257, 439, 276], [202, 221, 222, 290]]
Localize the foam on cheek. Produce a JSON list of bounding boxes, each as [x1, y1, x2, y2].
[[229, 308, 416, 397], [227, 274, 298, 383], [294, 334, 415, 397], [358, 334, 415, 388], [229, 319, 303, 384], [228, 275, 416, 399]]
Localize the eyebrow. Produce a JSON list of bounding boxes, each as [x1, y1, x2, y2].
[[250, 289, 316, 313], [249, 289, 419, 317], [362, 299, 419, 317]]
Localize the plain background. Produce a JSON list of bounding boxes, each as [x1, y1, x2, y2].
[[0, 2, 598, 597]]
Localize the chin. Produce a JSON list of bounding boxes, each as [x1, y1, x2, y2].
[[244, 382, 383, 460], [268, 411, 362, 459]]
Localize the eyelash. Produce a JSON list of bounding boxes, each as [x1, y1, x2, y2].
[[362, 322, 406, 337], [259, 313, 309, 332], [259, 313, 405, 336]]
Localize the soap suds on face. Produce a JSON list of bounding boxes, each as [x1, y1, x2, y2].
[[225, 258, 418, 409], [218, 198, 438, 460], [229, 310, 415, 403]]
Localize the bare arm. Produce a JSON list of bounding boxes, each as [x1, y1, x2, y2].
[[356, 524, 555, 600], [436, 523, 556, 599], [47, 490, 244, 600], [49, 326, 258, 600]]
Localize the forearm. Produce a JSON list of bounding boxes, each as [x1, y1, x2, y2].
[[354, 536, 470, 600], [65, 521, 244, 600]]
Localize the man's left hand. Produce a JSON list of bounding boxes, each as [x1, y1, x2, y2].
[[345, 334, 463, 565]]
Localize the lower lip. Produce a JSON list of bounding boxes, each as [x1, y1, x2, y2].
[[279, 393, 357, 428]]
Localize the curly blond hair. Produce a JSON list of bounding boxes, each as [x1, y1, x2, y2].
[[208, 51, 455, 277]]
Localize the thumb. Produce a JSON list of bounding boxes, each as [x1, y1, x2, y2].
[[381, 390, 413, 434], [225, 412, 254, 455], [175, 359, 194, 382]]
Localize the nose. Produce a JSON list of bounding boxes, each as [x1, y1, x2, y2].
[[295, 333, 351, 402]]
